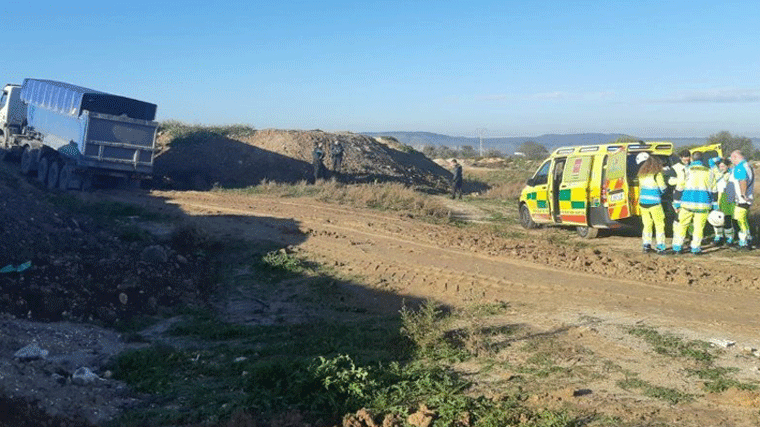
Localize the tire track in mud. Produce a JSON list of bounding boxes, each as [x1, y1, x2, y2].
[[112, 190, 760, 341]]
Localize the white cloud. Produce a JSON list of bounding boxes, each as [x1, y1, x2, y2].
[[655, 88, 760, 103]]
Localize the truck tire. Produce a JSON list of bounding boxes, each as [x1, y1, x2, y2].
[[58, 163, 78, 191], [576, 226, 599, 239], [47, 160, 61, 190], [20, 146, 35, 175], [519, 203, 538, 229], [37, 156, 50, 183]]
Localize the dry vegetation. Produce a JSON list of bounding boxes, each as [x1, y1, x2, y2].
[[219, 179, 451, 219]]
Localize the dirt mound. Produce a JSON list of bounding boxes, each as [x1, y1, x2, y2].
[[0, 168, 212, 326], [153, 128, 452, 190]]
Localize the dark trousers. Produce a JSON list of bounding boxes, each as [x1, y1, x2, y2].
[[332, 156, 343, 173], [314, 162, 324, 181], [452, 181, 462, 199]]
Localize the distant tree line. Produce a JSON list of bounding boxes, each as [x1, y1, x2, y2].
[[706, 131, 757, 160], [421, 144, 505, 159], [420, 131, 757, 161]]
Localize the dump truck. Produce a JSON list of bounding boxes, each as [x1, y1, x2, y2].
[[0, 79, 158, 189]]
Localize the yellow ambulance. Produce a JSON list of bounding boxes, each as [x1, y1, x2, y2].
[[518, 141, 676, 238]]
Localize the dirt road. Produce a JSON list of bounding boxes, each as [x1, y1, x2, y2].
[[110, 189, 760, 342], [109, 189, 760, 425]]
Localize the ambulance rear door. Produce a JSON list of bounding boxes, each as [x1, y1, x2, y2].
[[604, 148, 632, 220]]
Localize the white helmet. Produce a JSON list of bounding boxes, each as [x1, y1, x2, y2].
[[707, 210, 725, 227], [636, 152, 650, 165]]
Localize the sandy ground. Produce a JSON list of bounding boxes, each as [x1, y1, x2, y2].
[[101, 188, 760, 426]]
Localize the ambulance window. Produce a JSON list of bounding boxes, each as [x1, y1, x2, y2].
[[532, 160, 551, 185]]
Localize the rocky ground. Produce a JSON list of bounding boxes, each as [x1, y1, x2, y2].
[[0, 165, 216, 426]]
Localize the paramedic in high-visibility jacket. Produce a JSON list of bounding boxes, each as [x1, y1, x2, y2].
[[637, 153, 668, 254], [672, 151, 718, 254], [729, 150, 754, 250]]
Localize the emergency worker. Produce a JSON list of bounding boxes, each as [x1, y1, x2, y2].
[[672, 151, 717, 254], [670, 149, 692, 237], [708, 157, 726, 244], [715, 158, 735, 245], [637, 153, 667, 254], [728, 150, 754, 250]]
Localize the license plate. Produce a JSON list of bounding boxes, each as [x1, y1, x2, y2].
[[609, 191, 624, 203]]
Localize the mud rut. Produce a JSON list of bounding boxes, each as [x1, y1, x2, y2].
[[96, 189, 760, 425]]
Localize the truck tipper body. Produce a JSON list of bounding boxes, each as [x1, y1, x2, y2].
[[1, 79, 158, 189]]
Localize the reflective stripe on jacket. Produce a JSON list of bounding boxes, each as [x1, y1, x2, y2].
[[674, 161, 716, 212], [639, 173, 666, 206]]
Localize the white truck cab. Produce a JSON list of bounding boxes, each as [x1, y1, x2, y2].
[[0, 84, 26, 147]]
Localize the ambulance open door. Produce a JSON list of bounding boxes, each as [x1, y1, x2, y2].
[[604, 148, 632, 220]]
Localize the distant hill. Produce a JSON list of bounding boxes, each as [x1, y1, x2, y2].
[[360, 132, 733, 155]]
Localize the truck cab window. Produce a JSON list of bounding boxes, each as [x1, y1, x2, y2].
[[0, 92, 7, 109], [532, 160, 551, 185]]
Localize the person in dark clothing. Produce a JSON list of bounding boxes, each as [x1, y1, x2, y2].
[[450, 159, 463, 199], [330, 140, 344, 175], [312, 143, 326, 182]]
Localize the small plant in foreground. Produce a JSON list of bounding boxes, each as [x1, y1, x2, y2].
[[262, 249, 304, 273], [400, 301, 466, 361], [688, 367, 759, 393], [627, 325, 715, 363], [616, 376, 693, 405]]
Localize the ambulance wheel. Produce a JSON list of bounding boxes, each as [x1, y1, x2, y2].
[[519, 204, 538, 229], [576, 226, 599, 239]]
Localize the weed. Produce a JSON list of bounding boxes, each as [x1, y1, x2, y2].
[[688, 367, 759, 393], [627, 326, 715, 363], [400, 301, 467, 361], [616, 376, 693, 404], [464, 301, 510, 317], [262, 249, 304, 273]]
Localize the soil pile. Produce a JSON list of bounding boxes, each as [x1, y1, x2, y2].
[[153, 129, 453, 190], [0, 169, 212, 326]]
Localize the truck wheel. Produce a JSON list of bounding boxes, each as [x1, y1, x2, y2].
[[576, 226, 599, 239], [58, 164, 78, 191], [37, 157, 50, 183], [519, 203, 538, 229], [47, 160, 61, 190], [20, 146, 35, 175]]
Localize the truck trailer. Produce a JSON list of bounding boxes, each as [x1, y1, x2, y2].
[[0, 79, 158, 189]]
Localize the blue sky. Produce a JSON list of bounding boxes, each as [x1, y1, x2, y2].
[[3, 0, 759, 137]]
